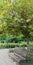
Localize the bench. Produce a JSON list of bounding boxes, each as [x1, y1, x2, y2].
[[9, 47, 27, 62], [14, 47, 27, 57]]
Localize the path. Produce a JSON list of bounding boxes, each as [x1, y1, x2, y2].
[[0, 49, 16, 65]]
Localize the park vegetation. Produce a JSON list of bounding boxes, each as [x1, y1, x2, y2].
[[0, 0, 33, 50]]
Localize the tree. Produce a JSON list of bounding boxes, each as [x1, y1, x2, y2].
[[0, 0, 13, 42], [0, 0, 33, 53], [5, 0, 33, 53], [0, 0, 13, 34]]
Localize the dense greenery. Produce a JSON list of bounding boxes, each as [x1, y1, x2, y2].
[[0, 41, 33, 48], [0, 0, 33, 43]]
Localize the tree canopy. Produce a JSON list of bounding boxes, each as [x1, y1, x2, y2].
[[0, 0, 33, 42]]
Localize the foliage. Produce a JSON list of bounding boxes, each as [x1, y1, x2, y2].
[[0, 0, 33, 43], [0, 42, 33, 48]]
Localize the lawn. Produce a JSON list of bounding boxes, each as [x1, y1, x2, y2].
[[0, 41, 33, 48]]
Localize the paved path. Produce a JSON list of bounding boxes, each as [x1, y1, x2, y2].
[[0, 49, 17, 65]]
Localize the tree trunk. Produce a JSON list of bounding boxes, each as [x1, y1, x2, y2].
[[26, 38, 30, 54]]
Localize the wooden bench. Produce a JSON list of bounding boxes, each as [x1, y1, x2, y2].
[[9, 53, 26, 62], [9, 47, 27, 62], [14, 47, 27, 58]]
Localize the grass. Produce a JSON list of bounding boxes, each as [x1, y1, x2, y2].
[[27, 53, 33, 61], [0, 41, 33, 48]]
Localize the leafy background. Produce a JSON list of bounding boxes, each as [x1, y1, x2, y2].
[[0, 0, 33, 43]]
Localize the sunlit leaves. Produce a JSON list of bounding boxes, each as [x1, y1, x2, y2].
[[0, 0, 13, 18], [0, 0, 33, 39]]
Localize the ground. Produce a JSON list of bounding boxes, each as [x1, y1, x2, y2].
[[0, 49, 16, 65]]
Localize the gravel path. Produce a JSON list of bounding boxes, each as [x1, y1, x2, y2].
[[0, 49, 17, 65]]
